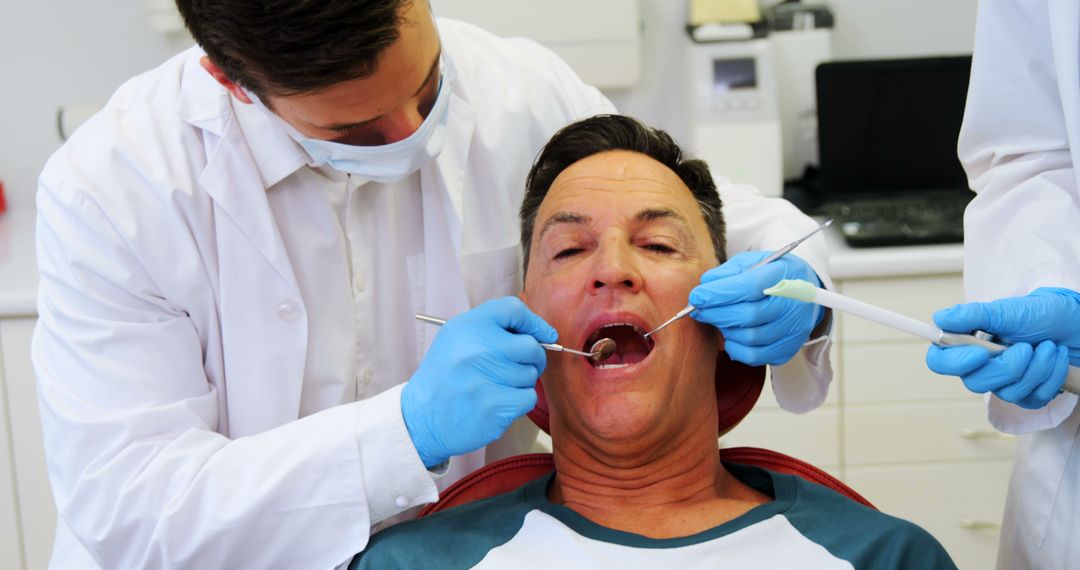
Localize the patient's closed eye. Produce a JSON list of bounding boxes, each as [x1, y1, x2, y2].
[[555, 247, 584, 259], [644, 243, 676, 254]]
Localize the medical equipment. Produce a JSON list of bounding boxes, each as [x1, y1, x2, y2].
[[643, 219, 832, 339], [690, 38, 783, 196], [415, 314, 617, 361], [768, 7, 833, 180], [764, 278, 1080, 395]]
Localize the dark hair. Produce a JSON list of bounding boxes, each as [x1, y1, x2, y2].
[[175, 0, 413, 97], [520, 114, 726, 270]]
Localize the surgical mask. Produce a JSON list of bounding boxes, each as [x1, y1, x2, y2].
[[249, 55, 456, 183]]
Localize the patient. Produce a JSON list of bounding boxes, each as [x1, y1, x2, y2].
[[352, 115, 955, 569]]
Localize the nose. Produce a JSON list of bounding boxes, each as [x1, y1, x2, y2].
[[587, 238, 643, 296], [377, 104, 426, 144]]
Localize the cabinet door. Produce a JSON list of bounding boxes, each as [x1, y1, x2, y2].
[[722, 405, 841, 471], [846, 460, 1012, 570], [0, 321, 25, 569], [838, 275, 964, 343], [1, 318, 54, 570]]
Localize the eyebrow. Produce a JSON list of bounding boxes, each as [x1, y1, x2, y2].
[[537, 212, 592, 243], [315, 49, 442, 132], [636, 207, 689, 226], [536, 207, 693, 243]]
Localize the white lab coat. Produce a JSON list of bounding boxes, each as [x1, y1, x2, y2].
[[959, 1, 1080, 567], [33, 18, 834, 569]]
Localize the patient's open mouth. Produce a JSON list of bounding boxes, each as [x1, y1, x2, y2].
[[584, 323, 655, 369]]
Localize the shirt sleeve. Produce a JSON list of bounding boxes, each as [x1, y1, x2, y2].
[[957, 0, 1080, 432]]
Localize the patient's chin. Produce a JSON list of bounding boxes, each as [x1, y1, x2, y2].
[[575, 395, 663, 442]]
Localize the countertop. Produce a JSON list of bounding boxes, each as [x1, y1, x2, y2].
[[0, 210, 966, 319], [822, 220, 964, 279]]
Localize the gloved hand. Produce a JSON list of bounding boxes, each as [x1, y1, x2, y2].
[[925, 287, 1080, 409], [401, 297, 557, 468], [688, 251, 825, 366]]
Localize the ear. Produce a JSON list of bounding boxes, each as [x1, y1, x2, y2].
[[200, 56, 253, 104]]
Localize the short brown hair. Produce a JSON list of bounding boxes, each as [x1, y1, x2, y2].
[[521, 115, 726, 271], [176, 0, 413, 97]]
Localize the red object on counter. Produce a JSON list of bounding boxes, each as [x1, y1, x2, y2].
[[0, 180, 6, 214]]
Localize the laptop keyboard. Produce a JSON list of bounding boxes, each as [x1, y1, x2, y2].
[[823, 194, 971, 247]]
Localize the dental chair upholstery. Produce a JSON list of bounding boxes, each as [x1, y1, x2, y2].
[[420, 353, 874, 517]]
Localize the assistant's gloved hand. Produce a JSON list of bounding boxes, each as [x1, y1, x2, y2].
[[401, 297, 557, 468], [689, 251, 825, 366], [926, 287, 1080, 409]]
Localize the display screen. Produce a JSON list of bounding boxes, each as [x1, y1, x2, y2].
[[713, 58, 756, 92]]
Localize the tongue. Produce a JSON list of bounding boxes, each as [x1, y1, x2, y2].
[[591, 325, 652, 366]]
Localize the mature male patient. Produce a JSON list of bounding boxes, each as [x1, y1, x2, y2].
[[353, 116, 954, 569]]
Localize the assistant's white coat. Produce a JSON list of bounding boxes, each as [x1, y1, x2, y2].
[[959, 0, 1080, 567]]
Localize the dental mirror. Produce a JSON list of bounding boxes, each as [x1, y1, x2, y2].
[[588, 337, 617, 361]]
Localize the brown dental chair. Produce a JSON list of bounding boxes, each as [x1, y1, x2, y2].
[[420, 353, 874, 517]]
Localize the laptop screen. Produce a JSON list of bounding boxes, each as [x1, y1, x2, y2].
[[815, 56, 972, 197]]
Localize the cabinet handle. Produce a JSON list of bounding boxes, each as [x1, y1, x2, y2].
[[959, 517, 1000, 530], [957, 428, 1015, 440]]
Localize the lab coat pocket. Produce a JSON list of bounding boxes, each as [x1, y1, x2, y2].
[[460, 244, 523, 307]]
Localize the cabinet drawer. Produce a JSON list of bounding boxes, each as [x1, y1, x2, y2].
[[845, 460, 1012, 570], [842, 341, 973, 403], [722, 405, 839, 468], [845, 401, 1015, 465], [838, 275, 963, 344]]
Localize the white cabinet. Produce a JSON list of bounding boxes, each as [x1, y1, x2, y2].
[[846, 460, 1012, 570], [726, 270, 1015, 569], [0, 325, 25, 570], [0, 318, 55, 570], [838, 273, 1013, 569]]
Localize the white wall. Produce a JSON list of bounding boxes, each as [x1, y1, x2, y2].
[[0, 0, 978, 213], [0, 0, 190, 211]]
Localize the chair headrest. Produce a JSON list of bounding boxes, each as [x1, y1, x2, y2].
[[526, 352, 765, 436]]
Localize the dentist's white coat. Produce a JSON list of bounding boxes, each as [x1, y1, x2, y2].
[[959, 1, 1080, 567], [33, 18, 833, 569]]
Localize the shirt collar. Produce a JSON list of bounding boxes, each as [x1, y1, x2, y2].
[[230, 94, 312, 190]]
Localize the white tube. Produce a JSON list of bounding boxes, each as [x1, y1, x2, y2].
[[810, 287, 943, 342]]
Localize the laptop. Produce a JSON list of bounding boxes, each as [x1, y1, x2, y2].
[[814, 56, 974, 247]]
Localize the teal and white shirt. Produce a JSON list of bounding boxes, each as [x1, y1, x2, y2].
[[352, 463, 956, 569]]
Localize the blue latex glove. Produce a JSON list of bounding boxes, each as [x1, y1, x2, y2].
[[925, 287, 1080, 409], [688, 251, 825, 366], [401, 297, 557, 468]]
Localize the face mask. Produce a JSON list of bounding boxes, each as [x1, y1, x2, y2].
[[249, 55, 456, 183]]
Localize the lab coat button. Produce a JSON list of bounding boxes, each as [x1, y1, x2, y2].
[[395, 496, 408, 509], [361, 369, 374, 385], [353, 274, 366, 294], [276, 300, 301, 322]]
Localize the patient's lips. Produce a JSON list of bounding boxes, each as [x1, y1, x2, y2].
[[584, 323, 655, 369]]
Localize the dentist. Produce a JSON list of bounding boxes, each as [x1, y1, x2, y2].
[[34, 0, 833, 567]]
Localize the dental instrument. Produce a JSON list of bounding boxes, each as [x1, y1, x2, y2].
[[763, 278, 1080, 395], [643, 219, 834, 339], [415, 314, 617, 361]]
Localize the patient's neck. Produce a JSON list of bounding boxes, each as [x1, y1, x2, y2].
[[547, 406, 770, 539]]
